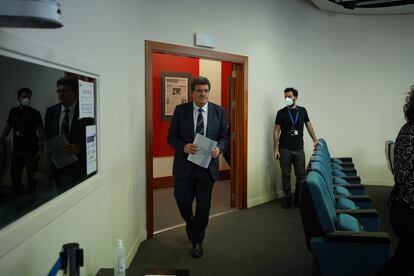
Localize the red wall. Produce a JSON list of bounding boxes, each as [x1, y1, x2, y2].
[[152, 53, 199, 157], [152, 53, 232, 157]]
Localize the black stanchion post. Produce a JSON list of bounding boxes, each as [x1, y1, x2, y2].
[[60, 243, 84, 276]]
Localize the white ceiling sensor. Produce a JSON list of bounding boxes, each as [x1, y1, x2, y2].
[[0, 0, 62, 28], [310, 0, 414, 14]]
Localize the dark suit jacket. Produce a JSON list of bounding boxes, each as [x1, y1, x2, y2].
[[44, 103, 94, 173], [167, 101, 228, 180]]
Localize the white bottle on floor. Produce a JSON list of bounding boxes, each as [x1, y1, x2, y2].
[[114, 239, 126, 276]]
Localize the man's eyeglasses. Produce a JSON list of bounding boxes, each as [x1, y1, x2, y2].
[[56, 88, 72, 94], [194, 89, 209, 94]]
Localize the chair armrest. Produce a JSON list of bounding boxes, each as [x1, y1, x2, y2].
[[336, 209, 378, 217], [335, 195, 371, 202], [333, 184, 365, 191], [333, 169, 357, 176], [333, 176, 361, 184], [334, 163, 355, 169], [325, 231, 390, 244], [331, 157, 353, 163]]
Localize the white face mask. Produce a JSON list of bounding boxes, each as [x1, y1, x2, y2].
[[285, 97, 294, 107], [20, 98, 31, 107]]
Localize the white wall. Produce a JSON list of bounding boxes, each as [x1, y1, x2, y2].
[[140, 0, 413, 205], [0, 0, 413, 275], [0, 1, 146, 275]]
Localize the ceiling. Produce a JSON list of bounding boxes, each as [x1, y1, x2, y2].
[[310, 0, 414, 14]]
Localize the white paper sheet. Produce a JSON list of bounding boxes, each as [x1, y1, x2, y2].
[[187, 133, 217, 168], [45, 135, 78, 169], [86, 125, 97, 175], [78, 80, 95, 119]]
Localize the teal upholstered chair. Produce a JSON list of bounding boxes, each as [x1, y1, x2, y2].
[[304, 171, 390, 276]]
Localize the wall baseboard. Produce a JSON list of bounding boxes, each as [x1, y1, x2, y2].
[[153, 176, 175, 189], [362, 179, 394, 186], [247, 192, 278, 208], [127, 230, 147, 267], [153, 169, 231, 189]]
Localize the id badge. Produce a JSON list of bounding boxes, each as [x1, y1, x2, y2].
[[289, 129, 298, 136]]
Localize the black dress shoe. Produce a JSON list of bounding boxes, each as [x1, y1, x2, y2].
[[191, 243, 203, 258]]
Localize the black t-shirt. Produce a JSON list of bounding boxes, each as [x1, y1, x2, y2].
[[275, 106, 310, 151], [7, 106, 43, 152]]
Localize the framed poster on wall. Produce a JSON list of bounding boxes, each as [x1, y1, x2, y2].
[[160, 72, 192, 120]]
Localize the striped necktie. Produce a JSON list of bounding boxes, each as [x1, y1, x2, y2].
[[196, 108, 204, 135], [61, 108, 70, 141]]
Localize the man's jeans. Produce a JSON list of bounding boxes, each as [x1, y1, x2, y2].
[[279, 149, 305, 200]]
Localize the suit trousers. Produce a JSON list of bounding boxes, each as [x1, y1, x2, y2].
[[174, 165, 214, 243], [11, 150, 38, 196], [279, 149, 305, 200]]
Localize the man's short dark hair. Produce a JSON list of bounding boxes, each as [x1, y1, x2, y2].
[[57, 77, 79, 94], [191, 76, 211, 92], [284, 87, 298, 97], [17, 87, 32, 99]]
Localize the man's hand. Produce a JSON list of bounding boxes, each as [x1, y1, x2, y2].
[[274, 149, 280, 160], [184, 143, 198, 154], [313, 139, 319, 149], [211, 147, 220, 159], [63, 144, 81, 154]]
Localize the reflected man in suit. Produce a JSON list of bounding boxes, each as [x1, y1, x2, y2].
[[45, 77, 92, 191], [167, 76, 228, 258]]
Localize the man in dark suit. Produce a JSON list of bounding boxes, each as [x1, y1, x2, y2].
[[45, 77, 93, 190], [167, 76, 228, 258]]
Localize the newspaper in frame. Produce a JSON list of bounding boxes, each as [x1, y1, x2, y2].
[[187, 133, 217, 168], [165, 76, 189, 116]]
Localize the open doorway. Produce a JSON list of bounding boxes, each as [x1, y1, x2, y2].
[[145, 41, 248, 238]]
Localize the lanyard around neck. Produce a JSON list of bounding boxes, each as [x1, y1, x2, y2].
[[287, 108, 299, 128]]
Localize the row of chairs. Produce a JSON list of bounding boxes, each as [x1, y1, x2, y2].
[[299, 138, 390, 276]]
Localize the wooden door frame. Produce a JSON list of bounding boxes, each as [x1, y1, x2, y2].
[[145, 40, 248, 239]]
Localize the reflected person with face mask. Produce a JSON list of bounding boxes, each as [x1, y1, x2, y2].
[[273, 87, 318, 209], [0, 88, 44, 197]]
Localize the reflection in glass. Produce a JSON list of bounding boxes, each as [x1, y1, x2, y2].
[[0, 55, 97, 229]]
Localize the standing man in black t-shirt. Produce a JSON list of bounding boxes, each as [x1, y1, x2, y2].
[[273, 87, 318, 209], [0, 88, 44, 197]]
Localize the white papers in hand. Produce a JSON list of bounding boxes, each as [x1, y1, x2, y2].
[[187, 133, 217, 168], [45, 135, 78, 169]]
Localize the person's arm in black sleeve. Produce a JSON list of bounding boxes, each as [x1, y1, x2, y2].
[[0, 110, 13, 144]]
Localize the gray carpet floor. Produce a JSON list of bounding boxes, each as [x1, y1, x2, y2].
[[129, 185, 395, 276]]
